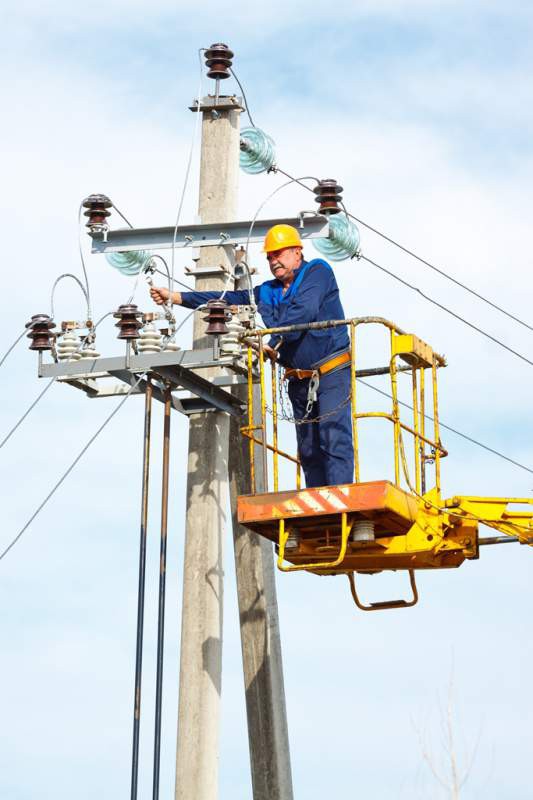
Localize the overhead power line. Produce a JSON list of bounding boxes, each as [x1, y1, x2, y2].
[[347, 211, 533, 333], [358, 378, 533, 476], [0, 373, 146, 562], [360, 255, 533, 369], [271, 163, 533, 347], [0, 328, 28, 370]]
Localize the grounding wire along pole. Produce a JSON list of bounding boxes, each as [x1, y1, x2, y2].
[[130, 378, 153, 800], [152, 386, 171, 800], [174, 92, 243, 800], [229, 349, 294, 798]]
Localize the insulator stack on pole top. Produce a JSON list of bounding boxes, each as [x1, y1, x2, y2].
[[26, 314, 55, 351], [82, 193, 112, 233], [204, 43, 234, 80], [203, 299, 229, 335], [114, 304, 143, 340], [313, 178, 343, 215]]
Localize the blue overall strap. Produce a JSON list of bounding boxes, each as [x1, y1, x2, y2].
[[258, 259, 330, 308]]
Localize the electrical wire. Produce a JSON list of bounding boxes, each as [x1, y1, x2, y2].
[[229, 66, 256, 128], [77, 202, 93, 320], [50, 273, 90, 320], [357, 377, 533, 476], [171, 49, 205, 297], [269, 162, 533, 361], [0, 378, 56, 451], [0, 372, 147, 563], [0, 328, 28, 370], [0, 312, 113, 452], [346, 210, 533, 334], [360, 254, 533, 369], [111, 202, 134, 229]]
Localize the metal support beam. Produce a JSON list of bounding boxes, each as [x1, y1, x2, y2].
[[90, 215, 329, 255]]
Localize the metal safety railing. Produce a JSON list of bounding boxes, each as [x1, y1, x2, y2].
[[240, 316, 447, 498]]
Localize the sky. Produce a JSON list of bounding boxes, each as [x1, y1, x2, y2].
[[1, 2, 533, 798]]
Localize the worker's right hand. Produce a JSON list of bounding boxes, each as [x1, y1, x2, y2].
[[150, 286, 181, 306]]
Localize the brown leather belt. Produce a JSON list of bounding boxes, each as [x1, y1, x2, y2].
[[284, 350, 351, 380]]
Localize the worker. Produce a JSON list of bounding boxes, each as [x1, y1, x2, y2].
[[150, 224, 353, 488]]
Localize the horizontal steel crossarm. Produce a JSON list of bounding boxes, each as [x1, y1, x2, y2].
[[90, 216, 330, 254], [39, 349, 225, 379], [150, 365, 245, 417]]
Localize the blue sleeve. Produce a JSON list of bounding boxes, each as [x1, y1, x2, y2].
[[180, 289, 255, 309], [258, 265, 332, 342]]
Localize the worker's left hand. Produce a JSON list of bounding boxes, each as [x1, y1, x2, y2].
[[262, 344, 279, 362]]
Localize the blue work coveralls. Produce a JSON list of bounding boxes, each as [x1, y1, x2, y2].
[[180, 258, 353, 488]]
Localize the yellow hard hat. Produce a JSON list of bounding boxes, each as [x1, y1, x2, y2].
[[263, 224, 303, 253]]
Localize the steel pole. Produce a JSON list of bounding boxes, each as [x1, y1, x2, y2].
[[152, 387, 171, 800], [130, 378, 153, 800]]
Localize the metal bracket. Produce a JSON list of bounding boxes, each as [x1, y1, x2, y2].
[[89, 216, 330, 255], [189, 95, 244, 113]]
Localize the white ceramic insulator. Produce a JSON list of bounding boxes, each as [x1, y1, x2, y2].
[[57, 333, 82, 361], [79, 347, 100, 359], [163, 341, 180, 352], [351, 519, 375, 542], [220, 318, 245, 356], [138, 325, 162, 354]]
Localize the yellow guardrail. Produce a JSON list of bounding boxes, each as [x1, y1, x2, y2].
[[240, 316, 446, 498]]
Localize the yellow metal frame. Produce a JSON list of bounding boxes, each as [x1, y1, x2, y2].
[[240, 316, 446, 499], [236, 315, 533, 607]]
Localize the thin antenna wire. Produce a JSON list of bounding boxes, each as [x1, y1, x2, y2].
[[0, 372, 146, 562], [361, 255, 533, 368]]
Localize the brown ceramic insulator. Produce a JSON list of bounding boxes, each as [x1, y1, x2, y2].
[[203, 299, 229, 335], [204, 43, 234, 80], [26, 314, 55, 351], [114, 304, 143, 340], [313, 179, 344, 215], [82, 193, 112, 228]]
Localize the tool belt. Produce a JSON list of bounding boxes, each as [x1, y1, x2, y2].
[[284, 350, 351, 381]]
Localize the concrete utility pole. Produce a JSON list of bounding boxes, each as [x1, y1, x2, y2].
[[175, 97, 241, 800], [229, 402, 294, 800], [175, 49, 293, 800]]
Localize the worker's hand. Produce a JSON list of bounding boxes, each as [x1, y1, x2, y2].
[[262, 344, 279, 362], [150, 286, 181, 306]]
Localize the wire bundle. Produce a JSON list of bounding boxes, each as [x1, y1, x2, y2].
[[240, 127, 276, 174], [313, 213, 360, 261]]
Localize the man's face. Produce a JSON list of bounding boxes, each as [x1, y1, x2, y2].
[[266, 247, 302, 283]]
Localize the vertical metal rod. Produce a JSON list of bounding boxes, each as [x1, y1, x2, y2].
[[420, 368, 426, 494], [130, 378, 153, 800], [271, 361, 279, 491], [431, 358, 441, 494], [214, 78, 220, 105], [152, 387, 172, 800], [247, 346, 256, 493], [411, 368, 421, 494], [389, 332, 400, 486], [258, 338, 268, 491], [350, 322, 359, 482]]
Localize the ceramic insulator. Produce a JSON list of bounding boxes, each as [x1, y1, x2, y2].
[[57, 332, 82, 361], [138, 324, 163, 354]]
